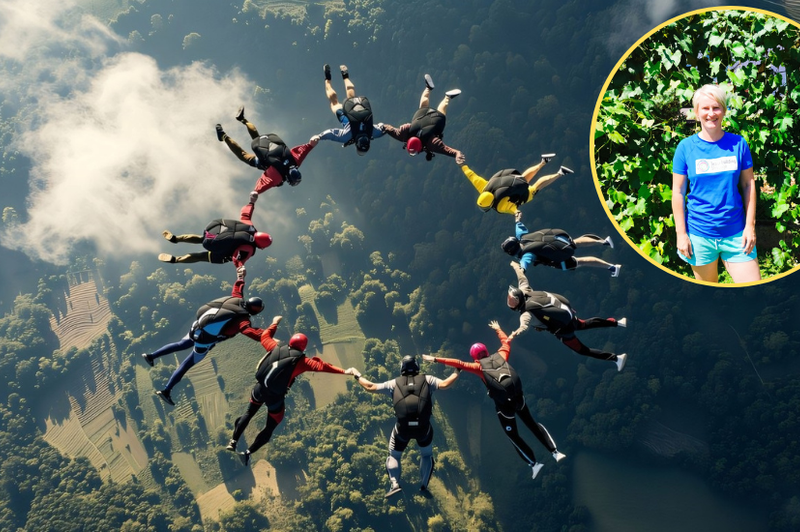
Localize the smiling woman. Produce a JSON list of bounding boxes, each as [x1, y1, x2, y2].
[[671, 84, 761, 283]]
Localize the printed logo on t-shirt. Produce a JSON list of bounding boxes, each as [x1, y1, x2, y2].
[[695, 156, 737, 175]]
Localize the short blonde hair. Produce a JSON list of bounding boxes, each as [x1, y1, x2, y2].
[[692, 84, 728, 114]]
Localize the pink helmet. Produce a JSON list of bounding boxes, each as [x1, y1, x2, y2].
[[254, 232, 272, 249], [289, 333, 308, 352], [406, 136, 423, 156], [469, 343, 489, 361]]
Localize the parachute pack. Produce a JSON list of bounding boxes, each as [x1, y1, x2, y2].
[[190, 296, 249, 344], [392, 374, 432, 429], [255, 345, 304, 401], [479, 353, 522, 403], [342, 96, 374, 146]]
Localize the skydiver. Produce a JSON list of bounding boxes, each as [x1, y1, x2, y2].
[[502, 210, 621, 276], [353, 355, 460, 498], [423, 321, 566, 480], [227, 322, 359, 465], [507, 261, 628, 371], [310, 64, 385, 155], [382, 74, 465, 162], [142, 266, 267, 406], [215, 108, 317, 196], [157, 192, 271, 266], [461, 155, 573, 214]]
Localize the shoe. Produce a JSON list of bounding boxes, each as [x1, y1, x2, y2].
[[605, 236, 614, 248], [385, 482, 402, 498], [141, 353, 154, 367], [215, 124, 225, 142], [610, 264, 621, 278], [235, 106, 245, 122], [617, 317, 627, 328], [531, 462, 544, 479], [552, 450, 567, 462], [238, 451, 251, 466], [424, 74, 434, 90], [158, 253, 176, 263], [615, 353, 628, 372], [339, 65, 349, 79], [559, 166, 574, 175], [541, 153, 556, 164], [162, 230, 177, 243], [156, 390, 174, 406], [226, 439, 237, 452], [445, 89, 461, 99], [323, 64, 331, 81]]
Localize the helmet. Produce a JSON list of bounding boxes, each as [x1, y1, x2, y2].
[[287, 168, 302, 186], [289, 333, 308, 351], [477, 191, 495, 211], [400, 355, 420, 376], [355, 135, 370, 155], [469, 343, 489, 361], [501, 236, 521, 256], [254, 232, 272, 249], [406, 136, 422, 156], [507, 285, 525, 309], [244, 297, 264, 315]]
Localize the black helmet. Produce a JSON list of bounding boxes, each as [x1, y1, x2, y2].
[[287, 168, 302, 186], [501, 236, 521, 256], [355, 135, 370, 155], [400, 355, 420, 376], [244, 297, 264, 315], [507, 286, 525, 310]]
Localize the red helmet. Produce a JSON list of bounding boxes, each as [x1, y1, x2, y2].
[[470, 343, 489, 361], [289, 333, 308, 351], [254, 232, 272, 249], [406, 136, 422, 156]]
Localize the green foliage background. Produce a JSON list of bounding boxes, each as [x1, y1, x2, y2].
[[595, 9, 800, 280]]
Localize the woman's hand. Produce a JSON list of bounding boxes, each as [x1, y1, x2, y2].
[[742, 225, 756, 255], [677, 232, 693, 258]]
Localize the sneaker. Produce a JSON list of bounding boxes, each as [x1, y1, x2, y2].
[[445, 89, 461, 99], [141, 353, 154, 367], [610, 264, 622, 278], [238, 451, 251, 466], [226, 439, 237, 452], [615, 353, 628, 372], [424, 74, 434, 90], [156, 390, 174, 406], [605, 236, 614, 248], [339, 65, 349, 79], [552, 450, 567, 462], [559, 166, 574, 175], [235, 106, 245, 122], [531, 462, 544, 479], [162, 230, 177, 243], [541, 153, 556, 164], [385, 482, 402, 498], [215, 124, 225, 142], [158, 253, 176, 263], [323, 64, 331, 81], [617, 317, 627, 328]]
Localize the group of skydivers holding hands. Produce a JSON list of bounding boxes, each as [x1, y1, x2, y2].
[[141, 66, 628, 499]]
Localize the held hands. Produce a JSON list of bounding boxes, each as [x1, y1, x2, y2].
[[376, 123, 386, 133], [422, 354, 436, 362], [271, 315, 283, 326], [514, 210, 522, 223], [237, 266, 246, 280], [249, 191, 259, 204], [455, 151, 466, 165], [309, 135, 320, 146], [344, 367, 361, 377]]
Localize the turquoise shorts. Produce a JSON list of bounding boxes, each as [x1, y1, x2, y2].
[[678, 231, 757, 266]]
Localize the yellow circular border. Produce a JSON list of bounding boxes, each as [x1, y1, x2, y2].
[[589, 5, 800, 288]]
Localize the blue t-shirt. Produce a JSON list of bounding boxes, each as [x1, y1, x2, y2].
[[672, 132, 753, 238]]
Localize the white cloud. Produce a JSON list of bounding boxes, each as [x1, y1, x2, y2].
[[0, 0, 274, 264]]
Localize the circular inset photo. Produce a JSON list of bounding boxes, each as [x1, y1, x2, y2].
[[591, 7, 800, 286]]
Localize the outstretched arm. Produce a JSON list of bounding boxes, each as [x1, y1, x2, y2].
[[461, 165, 488, 193], [422, 354, 482, 376], [437, 369, 460, 390], [510, 261, 531, 292], [353, 371, 380, 393]]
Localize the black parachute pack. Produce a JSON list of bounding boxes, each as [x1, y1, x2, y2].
[[202, 219, 257, 257], [485, 169, 529, 209], [520, 229, 576, 266], [523, 291, 574, 332], [254, 345, 305, 403], [407, 107, 446, 144], [342, 96, 374, 147], [479, 353, 522, 404], [392, 374, 432, 430], [251, 133, 293, 179], [190, 296, 249, 344]]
